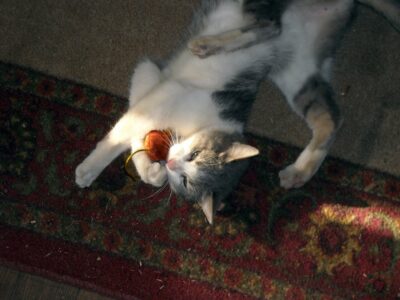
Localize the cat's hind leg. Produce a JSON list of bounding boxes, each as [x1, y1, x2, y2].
[[189, 0, 289, 58], [76, 60, 165, 188], [278, 74, 342, 189]]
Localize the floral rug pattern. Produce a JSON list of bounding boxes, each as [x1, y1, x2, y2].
[[0, 63, 400, 299]]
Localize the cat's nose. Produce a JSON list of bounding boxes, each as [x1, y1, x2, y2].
[[167, 159, 177, 171]]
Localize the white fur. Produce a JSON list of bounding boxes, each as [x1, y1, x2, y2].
[[76, 0, 354, 190], [166, 2, 271, 90], [128, 59, 162, 107], [166, 134, 203, 188], [271, 0, 352, 106], [271, 0, 353, 188], [279, 147, 327, 189], [203, 1, 249, 36], [167, 43, 273, 90]]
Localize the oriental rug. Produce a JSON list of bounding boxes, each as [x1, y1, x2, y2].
[[1, 62, 400, 299]]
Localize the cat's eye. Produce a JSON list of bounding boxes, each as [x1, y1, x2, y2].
[[182, 175, 188, 188], [188, 151, 201, 162]]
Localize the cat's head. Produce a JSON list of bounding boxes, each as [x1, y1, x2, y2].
[[166, 130, 259, 224]]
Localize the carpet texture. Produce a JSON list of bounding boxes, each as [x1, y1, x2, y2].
[[1, 63, 400, 299]]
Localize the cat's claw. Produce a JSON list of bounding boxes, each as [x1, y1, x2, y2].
[[75, 163, 99, 188], [279, 164, 311, 189]]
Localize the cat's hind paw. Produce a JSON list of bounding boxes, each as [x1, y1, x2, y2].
[[75, 163, 99, 188], [279, 164, 311, 189]]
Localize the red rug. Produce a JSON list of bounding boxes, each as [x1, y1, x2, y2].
[[1, 62, 400, 299]]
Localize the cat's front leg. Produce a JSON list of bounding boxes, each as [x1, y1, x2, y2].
[[130, 147, 167, 187], [189, 21, 280, 58], [76, 138, 130, 188], [75, 113, 134, 188], [128, 59, 162, 107]]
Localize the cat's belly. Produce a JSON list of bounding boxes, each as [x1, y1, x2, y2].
[[270, 0, 354, 100], [284, 0, 353, 32], [168, 43, 273, 90]]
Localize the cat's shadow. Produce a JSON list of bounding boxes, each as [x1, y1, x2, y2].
[[217, 184, 369, 247]]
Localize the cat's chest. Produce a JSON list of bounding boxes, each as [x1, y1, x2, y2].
[[137, 81, 240, 137]]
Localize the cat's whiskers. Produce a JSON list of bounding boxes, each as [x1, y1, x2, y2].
[[169, 131, 183, 150], [177, 131, 182, 144], [169, 132, 177, 146], [166, 134, 174, 147], [166, 189, 174, 205], [139, 181, 170, 201], [159, 134, 173, 150]]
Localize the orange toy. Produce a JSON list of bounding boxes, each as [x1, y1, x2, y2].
[[143, 129, 173, 161], [124, 129, 173, 179]]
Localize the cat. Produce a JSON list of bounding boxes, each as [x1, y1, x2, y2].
[[76, 0, 400, 224]]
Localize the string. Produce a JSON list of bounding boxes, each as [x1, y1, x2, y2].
[[123, 129, 173, 181], [124, 148, 148, 180]]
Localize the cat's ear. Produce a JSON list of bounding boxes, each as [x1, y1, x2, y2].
[[221, 143, 259, 163], [199, 193, 215, 225]]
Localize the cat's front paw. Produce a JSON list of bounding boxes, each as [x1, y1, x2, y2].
[[188, 37, 222, 59], [75, 162, 99, 188], [145, 162, 167, 187], [279, 164, 312, 189]]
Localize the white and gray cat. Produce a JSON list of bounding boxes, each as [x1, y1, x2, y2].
[[76, 0, 400, 223]]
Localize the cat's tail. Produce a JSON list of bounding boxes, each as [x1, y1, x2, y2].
[[357, 0, 400, 32]]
